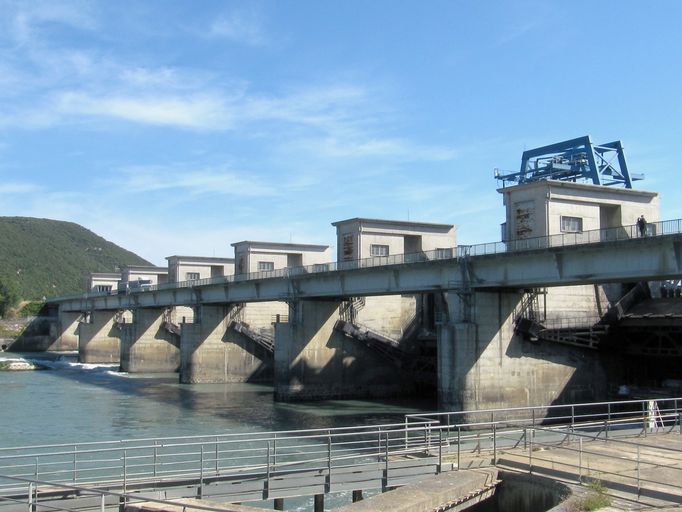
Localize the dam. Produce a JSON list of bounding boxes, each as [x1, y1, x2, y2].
[[11, 136, 682, 412]]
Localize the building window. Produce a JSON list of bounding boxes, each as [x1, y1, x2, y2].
[[94, 285, 112, 293], [185, 272, 200, 281], [342, 234, 354, 261], [560, 216, 583, 233], [435, 248, 453, 259], [258, 261, 275, 271], [370, 244, 389, 257]]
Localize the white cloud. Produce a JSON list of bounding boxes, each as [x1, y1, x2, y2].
[[208, 10, 266, 46], [0, 182, 42, 194], [115, 166, 280, 197], [5, 0, 97, 45], [54, 91, 234, 130]]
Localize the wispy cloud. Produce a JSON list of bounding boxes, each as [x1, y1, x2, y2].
[[208, 9, 267, 46], [115, 166, 280, 197], [4, 0, 97, 45], [54, 91, 234, 130], [0, 182, 42, 194]]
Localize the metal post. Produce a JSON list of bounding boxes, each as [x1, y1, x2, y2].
[[637, 445, 642, 499], [123, 450, 127, 495], [492, 423, 497, 465], [153, 441, 158, 477], [199, 444, 204, 499], [327, 434, 332, 493], [438, 429, 443, 473], [457, 427, 461, 471], [528, 429, 533, 474], [73, 445, 78, 483], [404, 418, 408, 450], [100, 493, 105, 512], [28, 482, 33, 512], [215, 437, 219, 475], [532, 409, 536, 428], [383, 433, 389, 491], [571, 405, 575, 431], [606, 404, 611, 439], [266, 441, 271, 500], [642, 401, 647, 437], [578, 438, 583, 483], [273, 436, 277, 468]]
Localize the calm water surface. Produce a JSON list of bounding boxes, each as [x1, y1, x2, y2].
[[0, 351, 435, 446]]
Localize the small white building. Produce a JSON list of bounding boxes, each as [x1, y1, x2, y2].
[[498, 180, 660, 241], [85, 272, 121, 293], [331, 218, 456, 262], [166, 256, 235, 283], [231, 241, 331, 275]]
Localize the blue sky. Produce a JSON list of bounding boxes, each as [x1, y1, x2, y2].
[[1, 1, 681, 266]]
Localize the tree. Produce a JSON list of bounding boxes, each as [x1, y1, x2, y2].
[[0, 279, 19, 317]]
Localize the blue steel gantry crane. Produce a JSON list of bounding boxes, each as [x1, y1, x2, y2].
[[494, 135, 644, 188]]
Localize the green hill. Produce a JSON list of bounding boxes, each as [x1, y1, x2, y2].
[[0, 217, 152, 301]]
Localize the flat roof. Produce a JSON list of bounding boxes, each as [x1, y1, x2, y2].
[[497, 179, 658, 197], [331, 217, 454, 229], [88, 272, 122, 279], [120, 265, 168, 273], [231, 241, 329, 250], [166, 255, 235, 264]]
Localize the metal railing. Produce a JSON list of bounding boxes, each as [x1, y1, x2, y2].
[[2, 397, 682, 509], [0, 421, 440, 505], [49, 218, 682, 303]]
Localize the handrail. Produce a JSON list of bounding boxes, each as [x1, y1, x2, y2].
[[48, 217, 682, 303]]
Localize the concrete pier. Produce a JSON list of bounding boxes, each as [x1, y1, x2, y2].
[[180, 305, 273, 384], [79, 310, 120, 364], [49, 310, 80, 351], [438, 288, 608, 412], [274, 299, 405, 401], [120, 308, 180, 373]]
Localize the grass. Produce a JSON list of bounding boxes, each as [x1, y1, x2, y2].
[[562, 479, 611, 511]]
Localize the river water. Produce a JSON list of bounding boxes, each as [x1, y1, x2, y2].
[[0, 352, 436, 510]]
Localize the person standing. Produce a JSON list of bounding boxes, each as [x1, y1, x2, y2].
[[637, 215, 647, 237]]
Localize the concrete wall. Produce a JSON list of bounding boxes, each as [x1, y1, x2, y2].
[[79, 310, 120, 364], [354, 295, 418, 340], [274, 300, 407, 401], [438, 290, 608, 412], [120, 308, 180, 373], [180, 305, 273, 383]]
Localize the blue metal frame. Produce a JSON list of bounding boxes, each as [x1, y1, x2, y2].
[[495, 135, 643, 188]]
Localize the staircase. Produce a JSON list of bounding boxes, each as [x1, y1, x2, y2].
[[231, 321, 274, 353]]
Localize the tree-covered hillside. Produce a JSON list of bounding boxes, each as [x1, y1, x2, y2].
[[0, 217, 151, 300]]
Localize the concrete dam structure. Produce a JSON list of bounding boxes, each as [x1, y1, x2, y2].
[[28, 136, 682, 411]]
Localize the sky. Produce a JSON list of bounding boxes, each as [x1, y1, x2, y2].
[[1, 1, 681, 266]]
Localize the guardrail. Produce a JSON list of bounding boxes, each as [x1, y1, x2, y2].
[[0, 421, 440, 506], [49, 218, 682, 303], [2, 397, 682, 509]]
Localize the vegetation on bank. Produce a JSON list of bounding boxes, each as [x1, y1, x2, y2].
[[0, 216, 151, 308]]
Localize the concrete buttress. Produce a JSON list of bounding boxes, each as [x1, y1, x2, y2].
[[274, 300, 405, 401], [437, 289, 608, 414], [79, 310, 120, 364], [50, 309, 80, 351], [179, 304, 273, 384], [120, 308, 180, 373]]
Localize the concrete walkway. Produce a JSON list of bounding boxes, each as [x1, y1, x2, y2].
[[496, 431, 682, 510]]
